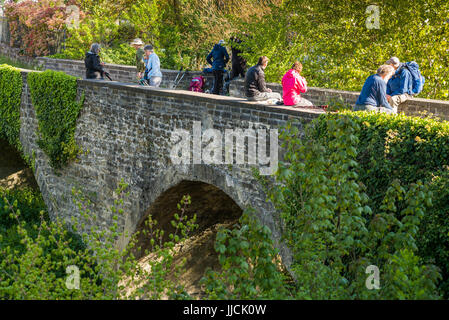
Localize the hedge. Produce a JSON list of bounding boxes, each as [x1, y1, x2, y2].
[[313, 111, 449, 298], [27, 70, 84, 170], [0, 64, 23, 150]]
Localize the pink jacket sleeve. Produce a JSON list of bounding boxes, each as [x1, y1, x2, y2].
[[296, 75, 308, 94]]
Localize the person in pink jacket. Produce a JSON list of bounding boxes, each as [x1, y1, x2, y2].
[[282, 61, 313, 107]]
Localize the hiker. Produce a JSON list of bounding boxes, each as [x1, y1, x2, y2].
[[130, 38, 145, 80], [244, 56, 281, 102], [229, 36, 247, 80], [353, 65, 396, 114], [206, 39, 230, 95], [385, 57, 413, 112], [281, 61, 313, 107], [143, 45, 163, 87], [84, 43, 109, 80]]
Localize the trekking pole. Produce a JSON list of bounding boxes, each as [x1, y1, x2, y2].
[[173, 68, 187, 90]]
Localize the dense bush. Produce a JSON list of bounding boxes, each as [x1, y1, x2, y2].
[[4, 0, 73, 57], [311, 111, 449, 297], [0, 64, 22, 150], [257, 114, 443, 299], [27, 69, 84, 170], [201, 211, 289, 299]]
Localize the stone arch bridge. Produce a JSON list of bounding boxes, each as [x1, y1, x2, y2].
[[18, 69, 323, 265]]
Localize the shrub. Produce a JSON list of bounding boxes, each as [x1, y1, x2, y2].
[[201, 211, 290, 300], [0, 64, 23, 150], [310, 111, 449, 297], [27, 69, 84, 170], [262, 114, 443, 299], [4, 0, 71, 57], [0, 181, 198, 299]]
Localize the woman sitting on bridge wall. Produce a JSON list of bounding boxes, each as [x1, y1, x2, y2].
[[84, 43, 109, 80], [281, 61, 313, 108]]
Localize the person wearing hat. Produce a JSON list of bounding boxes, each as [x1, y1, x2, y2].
[[206, 39, 230, 95], [385, 56, 413, 113], [131, 38, 145, 80]]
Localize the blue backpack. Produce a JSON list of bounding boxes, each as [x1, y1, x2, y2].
[[403, 61, 425, 95]]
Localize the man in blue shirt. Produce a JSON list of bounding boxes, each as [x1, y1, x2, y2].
[[354, 65, 396, 114], [385, 57, 413, 113], [143, 45, 163, 87]]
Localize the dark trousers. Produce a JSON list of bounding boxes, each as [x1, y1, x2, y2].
[[212, 69, 224, 95], [230, 63, 246, 80]]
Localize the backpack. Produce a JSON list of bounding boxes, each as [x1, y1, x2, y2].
[[189, 76, 204, 92], [402, 61, 425, 95]]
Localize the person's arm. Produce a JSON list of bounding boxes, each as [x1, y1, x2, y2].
[[257, 68, 269, 93], [223, 47, 230, 65], [386, 78, 392, 95], [147, 55, 153, 73], [206, 51, 213, 66], [92, 55, 104, 74], [297, 75, 308, 93], [399, 69, 411, 94], [377, 79, 393, 109]]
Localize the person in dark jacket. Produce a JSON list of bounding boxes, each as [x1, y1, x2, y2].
[[353, 65, 395, 114], [230, 36, 247, 80], [84, 43, 109, 79], [206, 39, 230, 95], [244, 56, 281, 102]]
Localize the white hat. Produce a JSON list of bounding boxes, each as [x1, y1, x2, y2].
[[386, 56, 400, 68], [218, 39, 225, 45], [130, 38, 144, 46]]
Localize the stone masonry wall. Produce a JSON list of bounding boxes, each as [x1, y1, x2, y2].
[[230, 79, 449, 120], [18, 70, 323, 267]]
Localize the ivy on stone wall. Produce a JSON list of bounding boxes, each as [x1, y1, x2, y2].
[[27, 70, 84, 170], [0, 64, 23, 150]]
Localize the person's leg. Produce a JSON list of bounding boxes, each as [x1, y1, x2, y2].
[[247, 92, 269, 101], [212, 70, 223, 95], [353, 104, 378, 112], [388, 94, 410, 113], [149, 76, 162, 87], [379, 107, 394, 114], [293, 97, 314, 107], [267, 92, 281, 101]]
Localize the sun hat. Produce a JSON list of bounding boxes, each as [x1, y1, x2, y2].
[[386, 56, 400, 68], [130, 38, 144, 46]]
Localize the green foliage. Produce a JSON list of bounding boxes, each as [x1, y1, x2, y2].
[[0, 64, 23, 150], [420, 169, 449, 297], [0, 181, 199, 299], [312, 111, 449, 297], [201, 211, 290, 300], [263, 114, 442, 299], [237, 0, 449, 100], [27, 70, 84, 170]]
